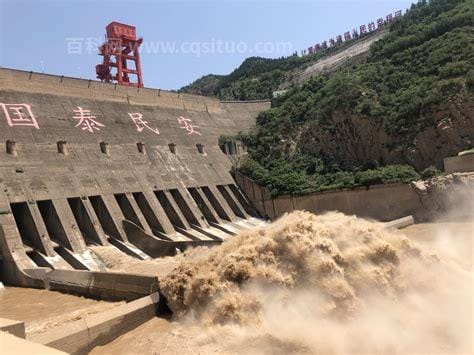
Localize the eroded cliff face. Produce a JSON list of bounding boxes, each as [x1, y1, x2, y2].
[[411, 172, 474, 221], [298, 98, 474, 170], [407, 99, 474, 169], [299, 112, 396, 169]]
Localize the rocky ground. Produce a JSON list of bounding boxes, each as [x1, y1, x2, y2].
[[411, 172, 474, 220]]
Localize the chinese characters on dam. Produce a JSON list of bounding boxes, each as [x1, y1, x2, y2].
[[177, 116, 201, 136], [0, 103, 202, 136], [0, 103, 40, 129], [73, 106, 105, 133], [128, 113, 160, 135]]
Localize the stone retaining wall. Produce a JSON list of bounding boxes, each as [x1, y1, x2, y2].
[[234, 171, 423, 221], [29, 292, 160, 354], [444, 153, 474, 173]]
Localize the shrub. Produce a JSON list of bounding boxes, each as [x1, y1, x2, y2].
[[421, 166, 442, 179], [355, 169, 384, 186], [377, 165, 420, 183], [467, 70, 474, 92]]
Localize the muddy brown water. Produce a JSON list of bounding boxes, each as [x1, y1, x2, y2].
[[0, 287, 121, 336], [402, 221, 473, 270], [90, 217, 474, 355], [1, 217, 471, 354]]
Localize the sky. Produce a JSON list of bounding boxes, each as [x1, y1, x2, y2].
[[0, 0, 415, 90]]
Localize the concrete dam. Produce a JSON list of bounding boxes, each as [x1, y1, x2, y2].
[[0, 66, 472, 355], [2, 65, 471, 354], [0, 67, 270, 295]]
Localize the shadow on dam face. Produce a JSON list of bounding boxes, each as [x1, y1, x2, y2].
[[67, 197, 101, 245], [114, 193, 143, 228], [228, 183, 255, 215], [217, 185, 245, 218], [154, 190, 186, 229], [132, 192, 166, 235], [201, 186, 231, 221], [168, 189, 200, 226], [188, 187, 219, 224], [89, 195, 121, 240], [10, 202, 46, 255], [37, 199, 72, 249]]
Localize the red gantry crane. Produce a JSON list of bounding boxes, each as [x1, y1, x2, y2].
[[96, 22, 144, 87]]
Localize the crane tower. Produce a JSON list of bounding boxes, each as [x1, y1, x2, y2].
[[96, 22, 144, 87]]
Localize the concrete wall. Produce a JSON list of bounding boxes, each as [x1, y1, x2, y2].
[[0, 317, 26, 338], [444, 153, 474, 173], [0, 68, 267, 288], [0, 331, 66, 355], [235, 171, 423, 222], [29, 292, 160, 354], [0, 68, 270, 204]]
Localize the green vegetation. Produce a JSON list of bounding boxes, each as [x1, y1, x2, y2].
[[200, 0, 473, 197], [181, 56, 307, 100], [236, 0, 472, 196], [218, 132, 252, 150], [253, 0, 473, 138], [179, 74, 223, 96], [420, 166, 442, 179], [180, 31, 384, 100], [238, 156, 420, 197]]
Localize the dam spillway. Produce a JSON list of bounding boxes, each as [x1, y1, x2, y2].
[[0, 67, 270, 294]]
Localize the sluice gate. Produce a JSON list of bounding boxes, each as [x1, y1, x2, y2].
[[0, 67, 269, 299]]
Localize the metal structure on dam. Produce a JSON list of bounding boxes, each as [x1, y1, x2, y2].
[[0, 67, 270, 297]]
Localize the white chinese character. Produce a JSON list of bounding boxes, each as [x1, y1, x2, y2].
[[177, 116, 201, 136], [128, 113, 160, 135], [66, 37, 83, 55], [1, 103, 39, 129], [85, 37, 101, 54], [73, 106, 104, 133]]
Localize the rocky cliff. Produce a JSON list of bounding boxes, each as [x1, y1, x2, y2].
[[299, 97, 474, 170], [411, 172, 474, 220]]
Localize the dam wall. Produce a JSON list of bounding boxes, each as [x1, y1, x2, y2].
[[444, 153, 474, 173], [0, 67, 269, 290], [234, 171, 423, 222]]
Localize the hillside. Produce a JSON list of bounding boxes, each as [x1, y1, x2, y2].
[[233, 0, 474, 196], [178, 74, 224, 96], [283, 30, 387, 88], [179, 30, 385, 100]]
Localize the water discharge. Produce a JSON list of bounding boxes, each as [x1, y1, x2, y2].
[[93, 211, 473, 354]]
